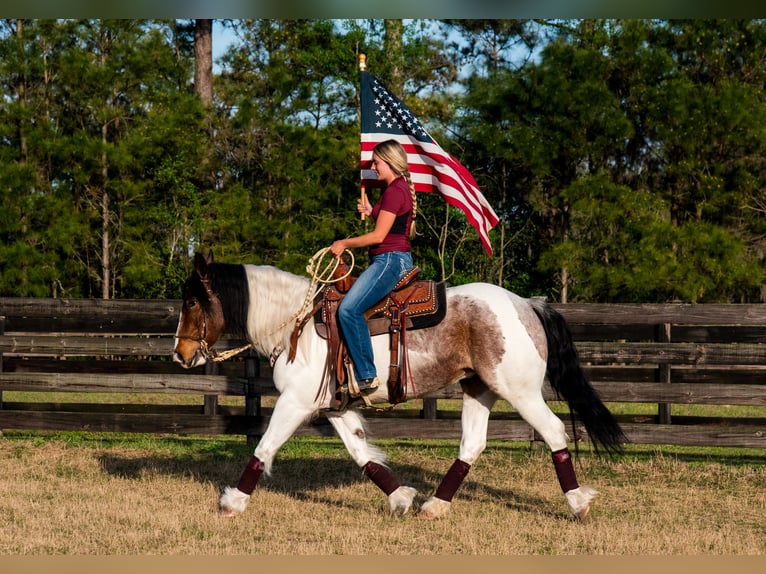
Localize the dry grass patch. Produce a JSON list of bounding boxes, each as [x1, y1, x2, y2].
[[0, 433, 764, 555]]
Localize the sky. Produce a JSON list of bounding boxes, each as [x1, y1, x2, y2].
[[212, 20, 233, 69]]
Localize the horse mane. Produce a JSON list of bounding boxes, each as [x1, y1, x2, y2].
[[242, 265, 315, 359], [205, 263, 250, 339]]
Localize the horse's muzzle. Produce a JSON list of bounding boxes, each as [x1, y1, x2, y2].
[[172, 344, 207, 369]]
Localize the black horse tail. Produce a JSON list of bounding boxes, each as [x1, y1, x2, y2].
[[530, 299, 627, 456]]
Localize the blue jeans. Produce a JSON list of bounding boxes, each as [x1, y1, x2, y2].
[[338, 251, 413, 381]]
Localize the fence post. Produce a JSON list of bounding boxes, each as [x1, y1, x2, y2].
[[656, 322, 672, 424], [203, 360, 219, 416], [244, 352, 261, 446], [421, 398, 437, 420]]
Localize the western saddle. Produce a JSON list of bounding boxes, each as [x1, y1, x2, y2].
[[288, 261, 446, 408]]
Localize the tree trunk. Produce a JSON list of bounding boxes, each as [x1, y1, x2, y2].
[[101, 122, 110, 300], [194, 19, 213, 106], [15, 20, 28, 164], [384, 19, 404, 97], [99, 25, 111, 301], [194, 18, 215, 186]]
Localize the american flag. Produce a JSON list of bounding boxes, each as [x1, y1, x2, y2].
[[360, 70, 499, 256]]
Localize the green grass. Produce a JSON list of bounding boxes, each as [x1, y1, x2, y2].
[[0, 429, 249, 458], [2, 429, 763, 468]]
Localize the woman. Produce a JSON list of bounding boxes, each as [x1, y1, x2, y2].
[[330, 139, 417, 392]]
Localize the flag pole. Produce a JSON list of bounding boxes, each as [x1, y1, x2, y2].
[[359, 53, 368, 221]]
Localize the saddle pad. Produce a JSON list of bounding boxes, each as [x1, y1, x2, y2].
[[314, 280, 447, 339]]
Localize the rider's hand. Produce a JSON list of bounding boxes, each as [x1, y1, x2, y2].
[[330, 240, 346, 258], [357, 198, 372, 217]]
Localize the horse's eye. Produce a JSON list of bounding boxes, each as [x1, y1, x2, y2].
[[186, 299, 198, 310]]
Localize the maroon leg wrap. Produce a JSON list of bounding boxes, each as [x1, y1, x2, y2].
[[434, 458, 471, 502], [552, 448, 579, 493], [363, 461, 400, 496], [236, 456, 264, 495]]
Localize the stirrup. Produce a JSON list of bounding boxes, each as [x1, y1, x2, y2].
[[357, 377, 379, 391]]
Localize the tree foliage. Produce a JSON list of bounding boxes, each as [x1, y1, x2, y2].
[[1, 19, 766, 303]]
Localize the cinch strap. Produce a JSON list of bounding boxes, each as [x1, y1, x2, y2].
[[236, 456, 264, 495], [552, 448, 579, 493], [363, 461, 400, 496], [434, 458, 471, 502]]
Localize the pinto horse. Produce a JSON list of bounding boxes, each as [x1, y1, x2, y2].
[[173, 252, 625, 520]]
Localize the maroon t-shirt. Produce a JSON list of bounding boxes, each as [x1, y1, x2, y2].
[[369, 177, 413, 256]]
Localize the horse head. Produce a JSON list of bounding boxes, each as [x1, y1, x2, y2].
[[173, 251, 226, 369]]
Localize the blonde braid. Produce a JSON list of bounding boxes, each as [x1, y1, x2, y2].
[[405, 170, 417, 239]]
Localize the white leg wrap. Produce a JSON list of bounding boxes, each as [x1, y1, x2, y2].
[[387, 486, 417, 516], [418, 496, 452, 519], [565, 485, 599, 520], [219, 486, 251, 516]]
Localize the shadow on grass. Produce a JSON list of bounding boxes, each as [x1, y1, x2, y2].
[[95, 450, 560, 517]]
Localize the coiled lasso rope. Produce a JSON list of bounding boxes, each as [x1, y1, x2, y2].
[[211, 247, 354, 363], [295, 245, 354, 322], [305, 246, 354, 291]]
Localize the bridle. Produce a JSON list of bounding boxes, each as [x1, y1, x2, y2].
[[176, 271, 253, 363], [176, 272, 219, 362], [176, 298, 214, 360]]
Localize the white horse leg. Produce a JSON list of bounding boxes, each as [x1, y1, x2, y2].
[[511, 393, 597, 520], [326, 409, 417, 516], [419, 385, 496, 519], [220, 393, 315, 517]]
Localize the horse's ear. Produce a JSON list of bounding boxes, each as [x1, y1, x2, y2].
[[206, 250, 215, 264], [194, 252, 209, 277]]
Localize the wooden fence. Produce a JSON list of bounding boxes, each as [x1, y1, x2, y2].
[[1, 298, 765, 449]]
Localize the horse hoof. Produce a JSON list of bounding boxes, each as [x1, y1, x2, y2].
[[388, 486, 417, 516], [219, 507, 240, 518], [219, 486, 250, 516], [417, 496, 451, 519], [565, 485, 598, 521]]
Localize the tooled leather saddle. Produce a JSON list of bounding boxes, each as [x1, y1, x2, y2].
[[290, 263, 446, 407]]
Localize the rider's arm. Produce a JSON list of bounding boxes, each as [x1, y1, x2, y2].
[[330, 210, 396, 256]]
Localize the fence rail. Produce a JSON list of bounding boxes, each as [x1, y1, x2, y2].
[[1, 297, 765, 449]]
